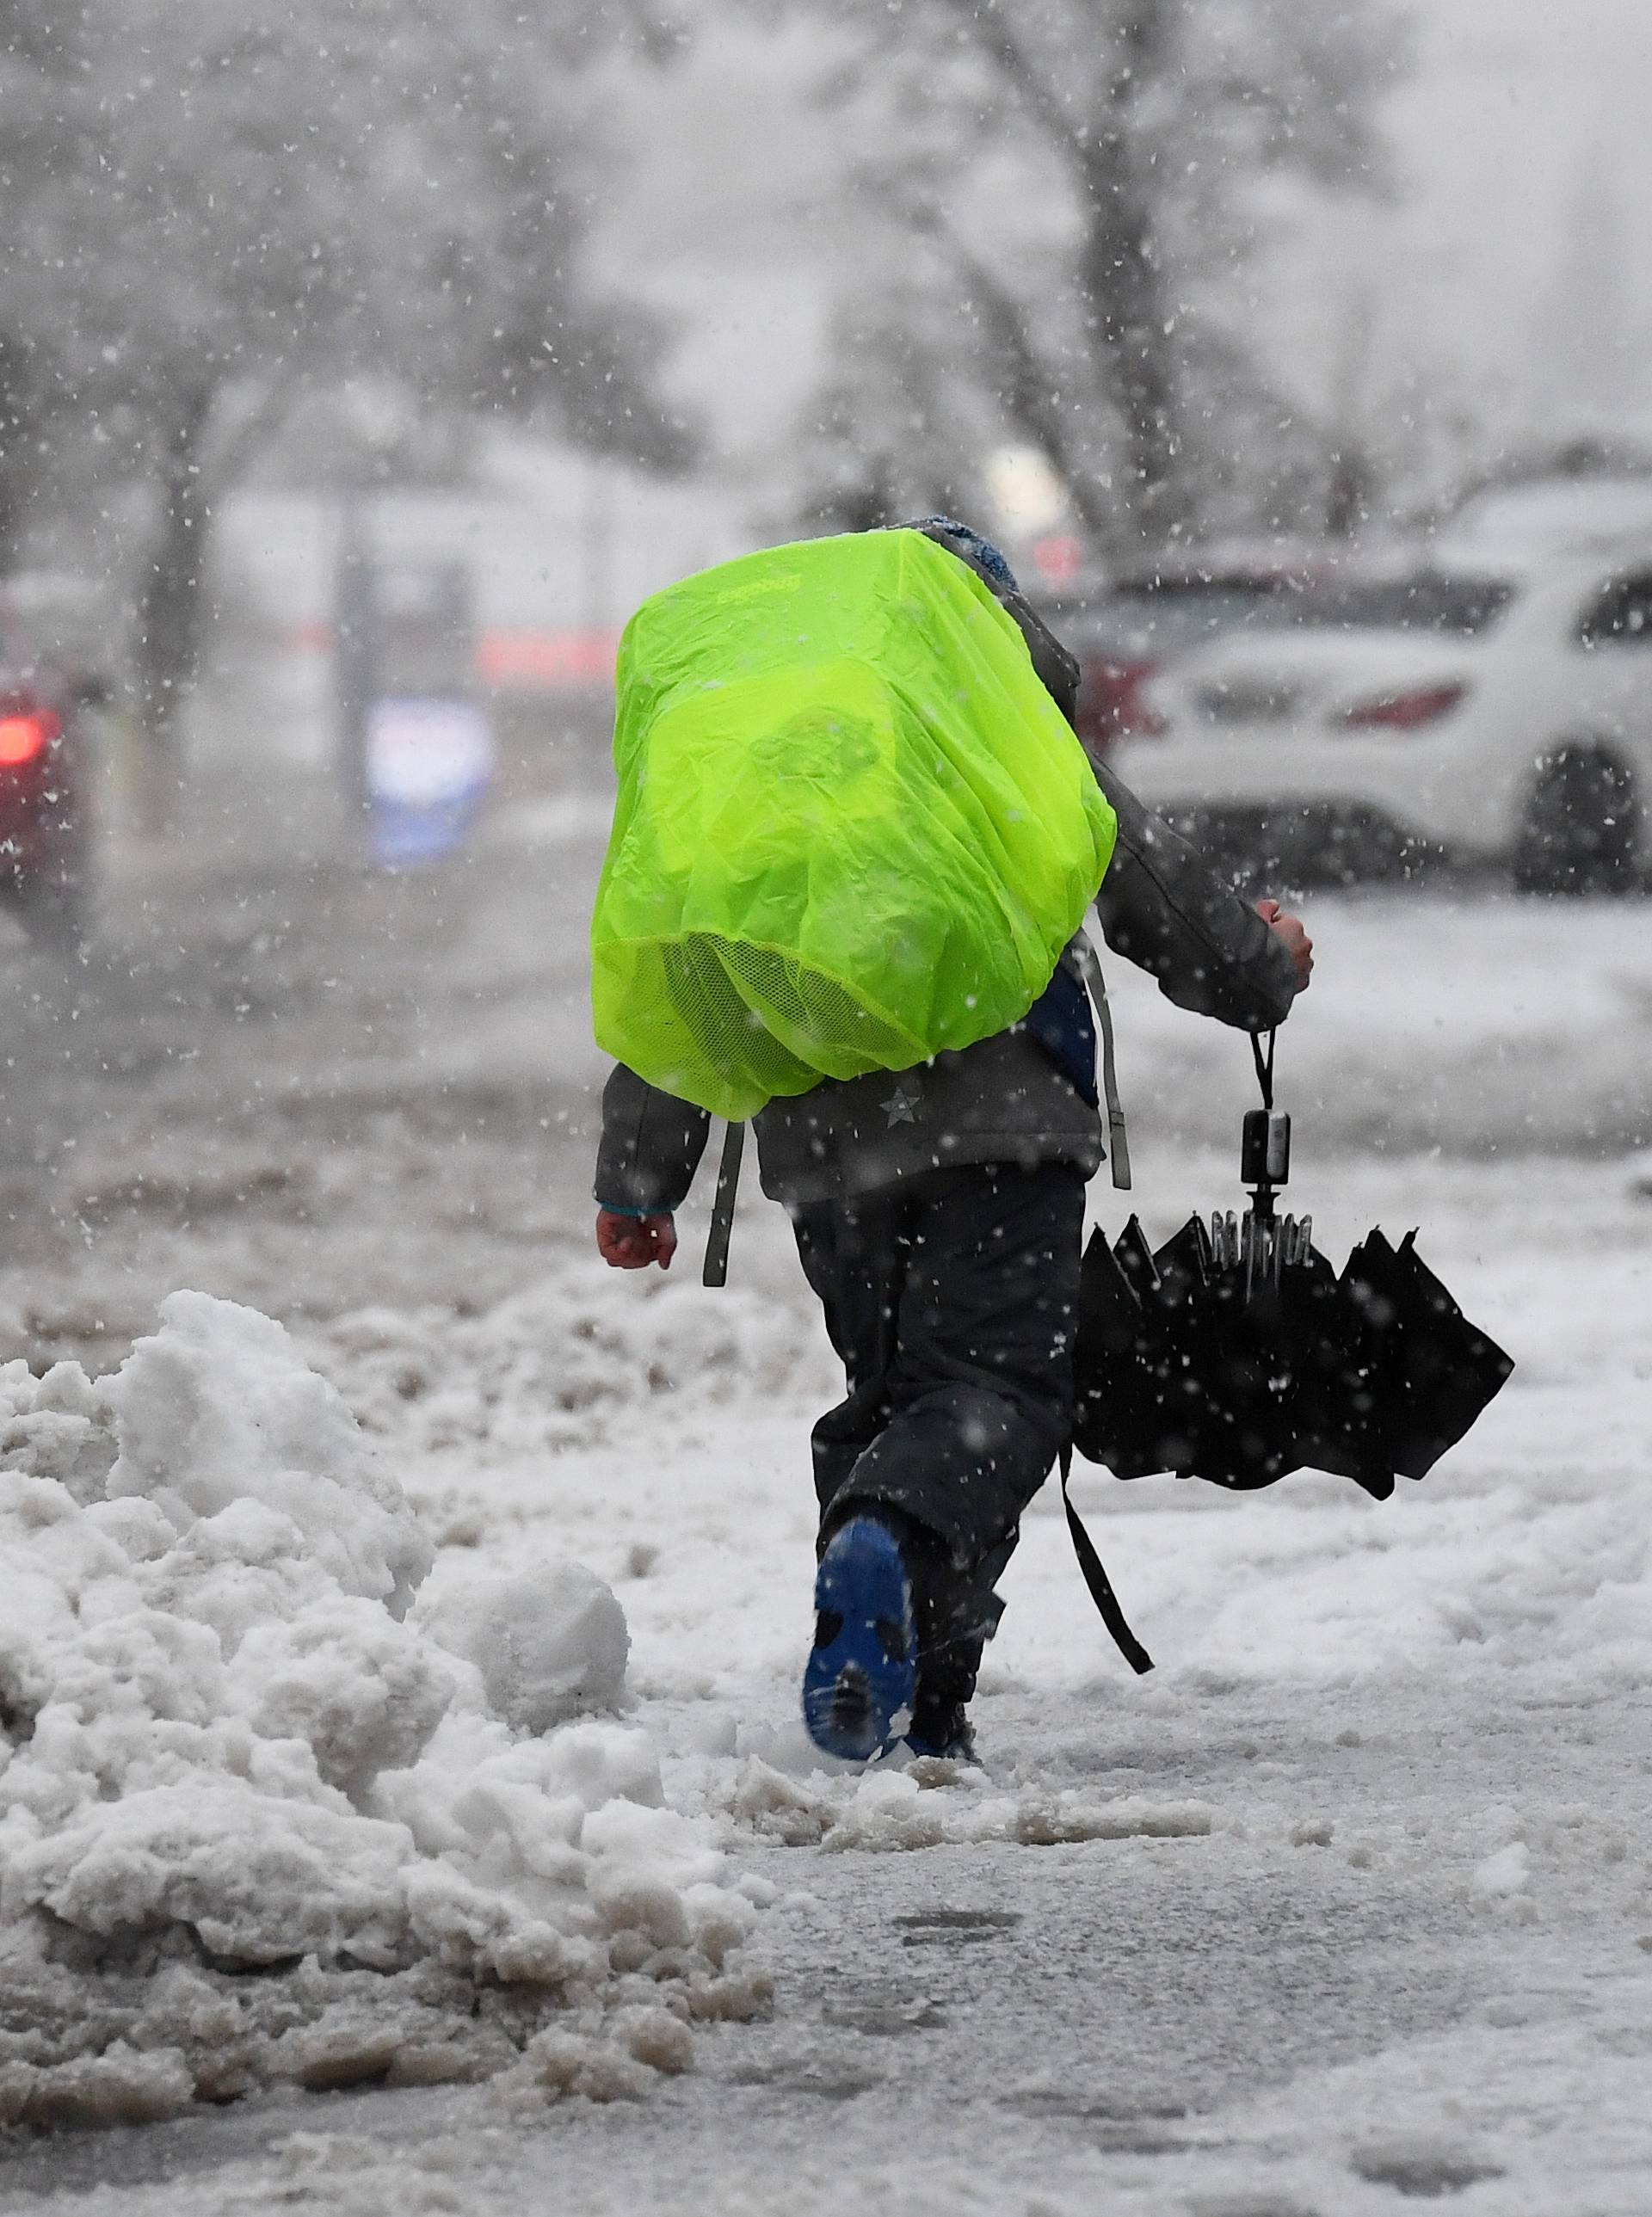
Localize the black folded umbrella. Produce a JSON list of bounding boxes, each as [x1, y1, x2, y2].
[[1295, 1226, 1515, 1497], [1073, 1038, 1513, 1500]]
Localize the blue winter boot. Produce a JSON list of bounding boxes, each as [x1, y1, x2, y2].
[[902, 1697, 978, 1764], [801, 1517, 917, 1760]]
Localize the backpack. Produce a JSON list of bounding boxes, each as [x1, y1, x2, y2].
[[590, 529, 1118, 1122]]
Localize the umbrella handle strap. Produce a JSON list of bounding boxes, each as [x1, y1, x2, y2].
[[1251, 1026, 1277, 1111], [1059, 1450, 1155, 1675]]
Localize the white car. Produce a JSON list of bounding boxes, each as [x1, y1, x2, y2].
[[1113, 551, 1652, 892]]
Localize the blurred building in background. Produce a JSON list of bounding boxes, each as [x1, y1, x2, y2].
[[187, 432, 749, 816]]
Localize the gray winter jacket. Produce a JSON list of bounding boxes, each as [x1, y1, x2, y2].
[[594, 531, 1298, 1214]]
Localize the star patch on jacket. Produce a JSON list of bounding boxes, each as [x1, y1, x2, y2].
[[882, 1081, 921, 1127]]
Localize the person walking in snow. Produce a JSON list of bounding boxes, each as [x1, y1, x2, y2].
[[593, 519, 1311, 1764]]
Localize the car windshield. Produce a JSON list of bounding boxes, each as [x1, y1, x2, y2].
[[1046, 566, 1519, 662], [1058, 578, 1307, 661], [1268, 572, 1519, 637]]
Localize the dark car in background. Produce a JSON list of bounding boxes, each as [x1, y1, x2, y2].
[[1034, 549, 1334, 756], [0, 580, 106, 950]]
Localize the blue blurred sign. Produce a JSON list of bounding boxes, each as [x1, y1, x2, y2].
[[365, 696, 496, 868]]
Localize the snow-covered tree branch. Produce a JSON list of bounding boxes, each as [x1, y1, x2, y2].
[[0, 0, 693, 753], [770, 0, 1407, 551]]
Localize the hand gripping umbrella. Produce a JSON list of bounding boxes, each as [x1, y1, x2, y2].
[[1062, 1031, 1514, 1670]]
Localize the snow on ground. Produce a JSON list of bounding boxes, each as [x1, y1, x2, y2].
[[0, 819, 1649, 2211], [0, 1293, 767, 2128], [1100, 880, 1652, 1159], [268, 1133, 1651, 2217]]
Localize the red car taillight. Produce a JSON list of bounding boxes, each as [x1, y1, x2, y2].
[[1079, 658, 1167, 749], [1342, 683, 1466, 731], [0, 709, 59, 766]]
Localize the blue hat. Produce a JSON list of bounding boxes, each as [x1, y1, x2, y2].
[[899, 516, 1020, 593]]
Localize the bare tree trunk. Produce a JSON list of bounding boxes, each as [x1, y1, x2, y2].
[[133, 382, 216, 832], [1078, 0, 1187, 551], [929, 205, 1177, 562], [1324, 445, 1373, 539], [1323, 291, 1376, 538]]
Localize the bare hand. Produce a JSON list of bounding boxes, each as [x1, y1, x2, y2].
[[595, 1208, 678, 1270], [1255, 898, 1313, 994]]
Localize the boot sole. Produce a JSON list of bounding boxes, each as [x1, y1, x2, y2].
[[801, 1519, 916, 1759]]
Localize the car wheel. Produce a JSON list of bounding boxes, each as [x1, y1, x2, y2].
[[1513, 747, 1640, 897]]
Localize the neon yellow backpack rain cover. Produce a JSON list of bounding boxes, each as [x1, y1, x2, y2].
[[590, 528, 1118, 1121]]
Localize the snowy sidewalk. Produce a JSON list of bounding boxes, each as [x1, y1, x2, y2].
[[3, 845, 1649, 2211]]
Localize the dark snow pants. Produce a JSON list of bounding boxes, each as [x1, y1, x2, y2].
[[790, 1161, 1087, 1707]]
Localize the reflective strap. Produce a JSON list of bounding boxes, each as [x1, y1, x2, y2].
[[1075, 932, 1131, 1192], [702, 1120, 744, 1289]]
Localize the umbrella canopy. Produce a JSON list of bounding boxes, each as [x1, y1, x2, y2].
[[1072, 1048, 1513, 1499], [1296, 1228, 1515, 1497]]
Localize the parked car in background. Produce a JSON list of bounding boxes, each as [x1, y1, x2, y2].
[[1435, 475, 1652, 561], [1035, 547, 1332, 756], [1114, 548, 1652, 893], [0, 580, 107, 949]]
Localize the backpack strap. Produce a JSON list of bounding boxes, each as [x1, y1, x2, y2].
[[702, 1120, 744, 1288], [1059, 1448, 1155, 1674], [1074, 933, 1131, 1191]]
